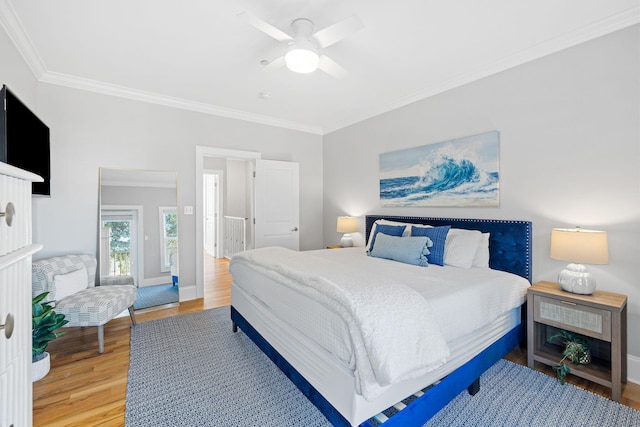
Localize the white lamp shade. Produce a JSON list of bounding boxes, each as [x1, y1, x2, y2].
[[550, 228, 609, 264], [337, 216, 358, 233]]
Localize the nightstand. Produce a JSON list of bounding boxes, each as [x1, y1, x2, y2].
[[527, 281, 627, 401]]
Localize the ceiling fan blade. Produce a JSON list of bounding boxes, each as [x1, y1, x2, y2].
[[318, 55, 348, 79], [237, 11, 294, 42], [261, 56, 286, 72], [313, 16, 364, 48]]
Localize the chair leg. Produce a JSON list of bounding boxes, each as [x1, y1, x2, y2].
[[98, 325, 104, 354], [129, 306, 137, 326]]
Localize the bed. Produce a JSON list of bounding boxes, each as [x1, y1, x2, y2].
[[229, 215, 532, 426]]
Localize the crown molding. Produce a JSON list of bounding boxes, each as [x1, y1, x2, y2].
[[39, 71, 324, 135], [0, 0, 322, 135], [2, 1, 637, 136], [0, 0, 46, 78], [324, 6, 640, 134]]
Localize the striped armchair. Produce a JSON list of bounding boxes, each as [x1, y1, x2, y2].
[[32, 254, 137, 353]]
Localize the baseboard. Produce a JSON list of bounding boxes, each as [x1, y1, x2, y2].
[[141, 276, 172, 287], [179, 285, 197, 301], [628, 354, 640, 384]]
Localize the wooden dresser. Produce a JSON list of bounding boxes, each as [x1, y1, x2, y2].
[[0, 162, 43, 426]]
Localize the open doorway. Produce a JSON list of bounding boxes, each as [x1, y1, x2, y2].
[[194, 146, 300, 302], [200, 157, 252, 305], [195, 147, 260, 300]]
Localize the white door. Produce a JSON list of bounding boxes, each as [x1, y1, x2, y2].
[[254, 159, 300, 250], [203, 173, 219, 257]]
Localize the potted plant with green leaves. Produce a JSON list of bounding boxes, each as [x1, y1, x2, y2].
[[547, 329, 591, 384], [32, 292, 68, 382]]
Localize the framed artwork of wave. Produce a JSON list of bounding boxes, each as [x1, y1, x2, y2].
[[380, 131, 500, 207]]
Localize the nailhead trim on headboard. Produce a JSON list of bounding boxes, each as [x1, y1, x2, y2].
[[365, 215, 532, 282]]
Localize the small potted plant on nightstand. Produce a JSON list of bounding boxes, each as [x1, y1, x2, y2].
[[32, 292, 68, 382], [547, 329, 591, 384]]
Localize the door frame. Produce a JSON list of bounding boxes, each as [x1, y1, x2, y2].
[[195, 146, 261, 299], [100, 204, 144, 286], [203, 169, 224, 258]]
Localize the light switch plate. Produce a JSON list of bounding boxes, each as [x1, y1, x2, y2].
[[184, 206, 194, 215]]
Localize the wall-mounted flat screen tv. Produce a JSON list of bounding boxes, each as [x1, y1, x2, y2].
[[0, 85, 51, 196]]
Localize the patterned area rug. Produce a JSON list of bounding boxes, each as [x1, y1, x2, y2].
[[133, 284, 178, 310], [125, 307, 640, 427]]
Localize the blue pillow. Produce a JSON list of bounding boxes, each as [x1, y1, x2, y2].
[[411, 225, 451, 266], [368, 233, 432, 266], [367, 224, 406, 253]]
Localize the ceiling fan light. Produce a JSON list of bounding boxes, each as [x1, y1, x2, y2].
[[285, 47, 320, 74]]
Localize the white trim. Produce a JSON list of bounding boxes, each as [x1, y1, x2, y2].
[[195, 146, 260, 300], [0, 0, 47, 78], [158, 205, 177, 273], [141, 275, 173, 287], [324, 7, 640, 134], [628, 354, 640, 385], [2, 0, 636, 135], [179, 284, 197, 301], [203, 169, 224, 258], [40, 71, 323, 135], [100, 204, 144, 286]]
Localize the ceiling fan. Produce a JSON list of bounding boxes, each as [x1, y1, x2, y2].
[[238, 11, 364, 78]]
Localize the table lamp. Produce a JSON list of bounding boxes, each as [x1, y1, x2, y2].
[[337, 216, 358, 247], [550, 227, 609, 294]]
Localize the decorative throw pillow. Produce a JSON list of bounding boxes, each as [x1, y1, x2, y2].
[[372, 219, 414, 236], [368, 233, 432, 266], [53, 267, 89, 301], [444, 228, 483, 268], [472, 232, 491, 268], [367, 224, 406, 253], [410, 225, 451, 266]]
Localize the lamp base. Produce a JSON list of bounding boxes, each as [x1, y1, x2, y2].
[[558, 263, 596, 295], [340, 234, 353, 247]]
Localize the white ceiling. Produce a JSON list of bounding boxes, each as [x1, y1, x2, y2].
[[1, 0, 637, 135]]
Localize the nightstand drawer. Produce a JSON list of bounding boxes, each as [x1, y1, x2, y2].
[[533, 295, 611, 341]]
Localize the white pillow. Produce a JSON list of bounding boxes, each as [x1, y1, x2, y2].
[[54, 267, 89, 301], [444, 229, 483, 268], [472, 233, 490, 268]]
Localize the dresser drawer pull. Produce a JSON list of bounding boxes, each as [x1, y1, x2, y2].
[[0, 202, 15, 226], [0, 313, 14, 339], [560, 300, 577, 306]]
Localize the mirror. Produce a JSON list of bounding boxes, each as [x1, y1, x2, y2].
[[99, 168, 179, 309]]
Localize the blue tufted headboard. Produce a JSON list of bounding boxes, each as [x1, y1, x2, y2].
[[365, 215, 532, 283]]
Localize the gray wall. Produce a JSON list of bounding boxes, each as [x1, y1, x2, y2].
[[323, 26, 640, 362], [226, 159, 247, 218], [0, 23, 324, 295], [30, 84, 324, 293]]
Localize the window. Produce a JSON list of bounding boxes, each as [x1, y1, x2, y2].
[[159, 206, 178, 272]]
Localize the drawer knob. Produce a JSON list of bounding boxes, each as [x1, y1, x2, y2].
[[0, 202, 15, 226], [0, 313, 14, 339]]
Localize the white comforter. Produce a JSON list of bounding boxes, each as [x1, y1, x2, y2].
[[230, 247, 450, 400]]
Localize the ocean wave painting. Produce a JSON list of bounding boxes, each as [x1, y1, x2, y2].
[[380, 131, 500, 207]]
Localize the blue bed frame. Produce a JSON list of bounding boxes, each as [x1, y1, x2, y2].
[[231, 215, 532, 426]]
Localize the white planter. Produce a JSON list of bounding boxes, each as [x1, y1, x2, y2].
[[32, 352, 50, 382]]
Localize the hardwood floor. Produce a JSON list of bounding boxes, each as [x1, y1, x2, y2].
[[32, 255, 230, 426], [33, 258, 640, 425]]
